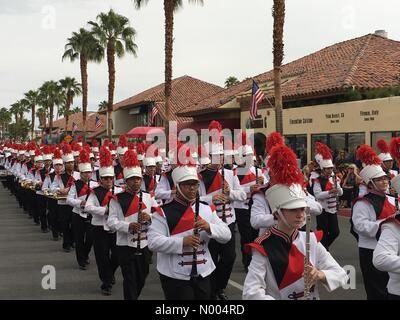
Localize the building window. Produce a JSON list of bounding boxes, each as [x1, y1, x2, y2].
[[371, 131, 397, 154], [311, 133, 365, 164], [285, 135, 307, 168]]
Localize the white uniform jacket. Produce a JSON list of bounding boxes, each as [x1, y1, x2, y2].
[[107, 191, 158, 248], [373, 220, 400, 296], [243, 228, 348, 300], [313, 175, 343, 214], [147, 198, 231, 280], [199, 167, 246, 225], [50, 171, 80, 205], [67, 179, 99, 218]]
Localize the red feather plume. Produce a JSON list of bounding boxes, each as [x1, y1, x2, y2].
[[123, 149, 139, 168], [128, 142, 135, 150], [208, 120, 222, 132], [79, 148, 90, 164], [35, 149, 42, 157], [72, 142, 81, 152], [62, 143, 72, 155], [91, 139, 99, 148], [83, 145, 91, 154], [103, 139, 110, 148], [266, 132, 284, 151], [136, 143, 144, 155], [314, 142, 332, 160], [377, 139, 390, 154], [99, 146, 113, 167], [41, 145, 51, 155], [267, 145, 304, 186], [118, 135, 127, 148], [78, 135, 83, 143], [390, 137, 400, 162], [109, 143, 117, 152], [356, 144, 382, 165], [53, 148, 62, 159]]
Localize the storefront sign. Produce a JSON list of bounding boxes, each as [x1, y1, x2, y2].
[[289, 118, 313, 125], [360, 109, 379, 121], [325, 113, 345, 124]]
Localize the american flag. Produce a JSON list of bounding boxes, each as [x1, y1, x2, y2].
[[95, 115, 103, 129], [72, 122, 78, 133], [250, 80, 265, 120], [149, 105, 158, 126]]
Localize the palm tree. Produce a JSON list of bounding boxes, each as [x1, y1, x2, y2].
[[36, 106, 47, 133], [9, 102, 21, 124], [272, 0, 285, 134], [59, 77, 82, 132], [0, 107, 11, 138], [62, 28, 104, 135], [39, 80, 64, 137], [133, 0, 203, 145], [89, 9, 138, 139], [23, 90, 40, 139], [224, 76, 240, 88], [98, 100, 108, 112]]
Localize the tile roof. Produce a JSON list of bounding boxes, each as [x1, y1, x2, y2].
[[49, 112, 106, 132], [112, 75, 223, 122], [178, 33, 400, 116]]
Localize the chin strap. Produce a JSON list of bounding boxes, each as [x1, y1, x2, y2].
[[277, 208, 292, 229]]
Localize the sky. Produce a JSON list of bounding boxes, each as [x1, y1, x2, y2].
[[1, 0, 399, 116]]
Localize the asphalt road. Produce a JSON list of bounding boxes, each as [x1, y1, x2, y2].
[[0, 184, 366, 300]]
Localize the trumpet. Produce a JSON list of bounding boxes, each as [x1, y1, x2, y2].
[[190, 193, 201, 278]]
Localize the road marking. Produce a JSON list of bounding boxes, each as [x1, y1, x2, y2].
[[228, 279, 243, 291]]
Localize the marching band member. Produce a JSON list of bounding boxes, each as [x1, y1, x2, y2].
[[67, 148, 98, 270], [313, 142, 342, 251], [243, 144, 348, 300], [199, 139, 246, 300], [141, 151, 157, 195], [50, 144, 80, 252], [147, 148, 231, 300], [155, 146, 178, 205], [351, 144, 396, 300], [43, 148, 63, 241], [377, 139, 398, 181], [114, 135, 128, 187], [108, 149, 158, 300], [84, 146, 122, 295]]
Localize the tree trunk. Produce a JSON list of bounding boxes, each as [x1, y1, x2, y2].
[[164, 0, 174, 151], [81, 55, 88, 139], [49, 105, 54, 139], [31, 105, 35, 139], [272, 0, 285, 135], [274, 68, 283, 134], [107, 41, 116, 140], [65, 95, 71, 132]]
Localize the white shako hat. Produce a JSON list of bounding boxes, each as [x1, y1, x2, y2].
[[143, 143, 156, 167], [198, 144, 211, 165], [62, 143, 74, 163], [78, 149, 92, 173], [172, 146, 198, 185], [34, 149, 43, 162], [123, 149, 142, 179], [357, 144, 386, 184], [314, 142, 334, 168], [377, 139, 393, 162], [52, 148, 63, 166], [117, 135, 128, 156], [77, 136, 84, 147], [99, 146, 114, 177], [265, 144, 307, 214], [389, 137, 400, 193], [71, 142, 81, 157], [91, 139, 100, 153]]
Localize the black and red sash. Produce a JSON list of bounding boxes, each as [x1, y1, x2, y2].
[[117, 192, 147, 218], [316, 176, 333, 191], [75, 180, 91, 198], [351, 191, 397, 240], [48, 172, 57, 183], [93, 186, 115, 207], [236, 169, 257, 185], [200, 168, 223, 194], [143, 174, 156, 192], [60, 172, 75, 189], [37, 168, 48, 182], [161, 198, 197, 235]]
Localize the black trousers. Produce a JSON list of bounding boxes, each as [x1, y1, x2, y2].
[[209, 222, 236, 294], [27, 190, 37, 221], [388, 293, 400, 300], [117, 246, 150, 300], [71, 213, 93, 267], [59, 205, 73, 249], [48, 198, 60, 238], [159, 273, 211, 300], [235, 208, 258, 268], [316, 210, 340, 250], [35, 194, 48, 231], [359, 248, 388, 300], [92, 226, 119, 289]]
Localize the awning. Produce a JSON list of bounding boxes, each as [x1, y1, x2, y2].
[[127, 126, 165, 137]]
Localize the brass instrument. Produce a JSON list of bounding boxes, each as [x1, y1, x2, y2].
[[134, 191, 144, 256], [190, 194, 200, 278]]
